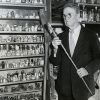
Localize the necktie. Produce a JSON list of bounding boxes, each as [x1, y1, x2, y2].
[[69, 30, 75, 56]]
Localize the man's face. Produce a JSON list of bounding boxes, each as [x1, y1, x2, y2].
[[63, 7, 80, 29]]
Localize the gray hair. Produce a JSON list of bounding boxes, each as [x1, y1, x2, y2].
[[63, 3, 80, 14]]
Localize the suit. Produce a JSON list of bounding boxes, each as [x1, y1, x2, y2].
[[49, 25, 100, 100]]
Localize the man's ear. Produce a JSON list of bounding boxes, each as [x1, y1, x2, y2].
[[63, 17, 67, 26]]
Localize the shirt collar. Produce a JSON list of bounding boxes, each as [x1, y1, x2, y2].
[[69, 25, 81, 44], [69, 25, 81, 35], [73, 25, 81, 35]]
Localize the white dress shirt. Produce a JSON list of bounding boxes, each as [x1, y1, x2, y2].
[[69, 25, 81, 56]]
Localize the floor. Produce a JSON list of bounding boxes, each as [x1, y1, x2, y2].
[[51, 89, 100, 100]]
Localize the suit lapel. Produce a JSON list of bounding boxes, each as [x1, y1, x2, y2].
[[62, 28, 71, 56], [61, 26, 87, 63], [72, 26, 86, 60]]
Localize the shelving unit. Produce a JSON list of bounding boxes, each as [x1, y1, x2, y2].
[[0, 0, 47, 100], [74, 0, 100, 24], [77, 2, 100, 7]]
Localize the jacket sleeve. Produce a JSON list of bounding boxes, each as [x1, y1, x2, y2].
[[49, 43, 62, 66], [85, 32, 100, 75]]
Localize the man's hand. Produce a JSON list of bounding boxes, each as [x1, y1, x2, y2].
[[77, 68, 89, 78], [52, 37, 61, 49], [52, 37, 61, 57]]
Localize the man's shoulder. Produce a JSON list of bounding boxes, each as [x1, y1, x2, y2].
[[57, 27, 69, 39], [81, 25, 96, 36], [57, 32, 67, 41], [82, 26, 98, 42]]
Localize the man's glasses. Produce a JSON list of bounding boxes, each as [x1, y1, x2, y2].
[[63, 13, 72, 19]]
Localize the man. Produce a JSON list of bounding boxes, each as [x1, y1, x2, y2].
[[49, 3, 100, 100]]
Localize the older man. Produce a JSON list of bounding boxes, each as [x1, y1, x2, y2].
[[49, 3, 100, 100]]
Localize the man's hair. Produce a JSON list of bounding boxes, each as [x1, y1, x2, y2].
[[63, 3, 80, 14]]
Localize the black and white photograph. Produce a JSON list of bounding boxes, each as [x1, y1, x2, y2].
[[0, 0, 99, 100]]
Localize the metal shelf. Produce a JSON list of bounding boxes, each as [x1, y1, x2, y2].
[[0, 42, 44, 45], [78, 3, 100, 7], [0, 3, 46, 8], [0, 90, 41, 96], [0, 18, 40, 21], [0, 31, 44, 35], [50, 22, 63, 26], [0, 79, 43, 86], [81, 21, 100, 24], [0, 66, 44, 71], [0, 54, 45, 60]]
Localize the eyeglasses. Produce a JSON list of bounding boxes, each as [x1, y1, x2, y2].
[[63, 13, 72, 19]]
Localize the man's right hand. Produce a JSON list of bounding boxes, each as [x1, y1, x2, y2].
[[52, 37, 61, 49]]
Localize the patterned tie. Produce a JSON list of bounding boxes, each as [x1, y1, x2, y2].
[[69, 30, 75, 56]]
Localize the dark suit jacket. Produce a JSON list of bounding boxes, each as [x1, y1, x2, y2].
[[49, 25, 100, 100]]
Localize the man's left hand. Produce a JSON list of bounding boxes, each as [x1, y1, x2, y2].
[[77, 68, 89, 78]]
